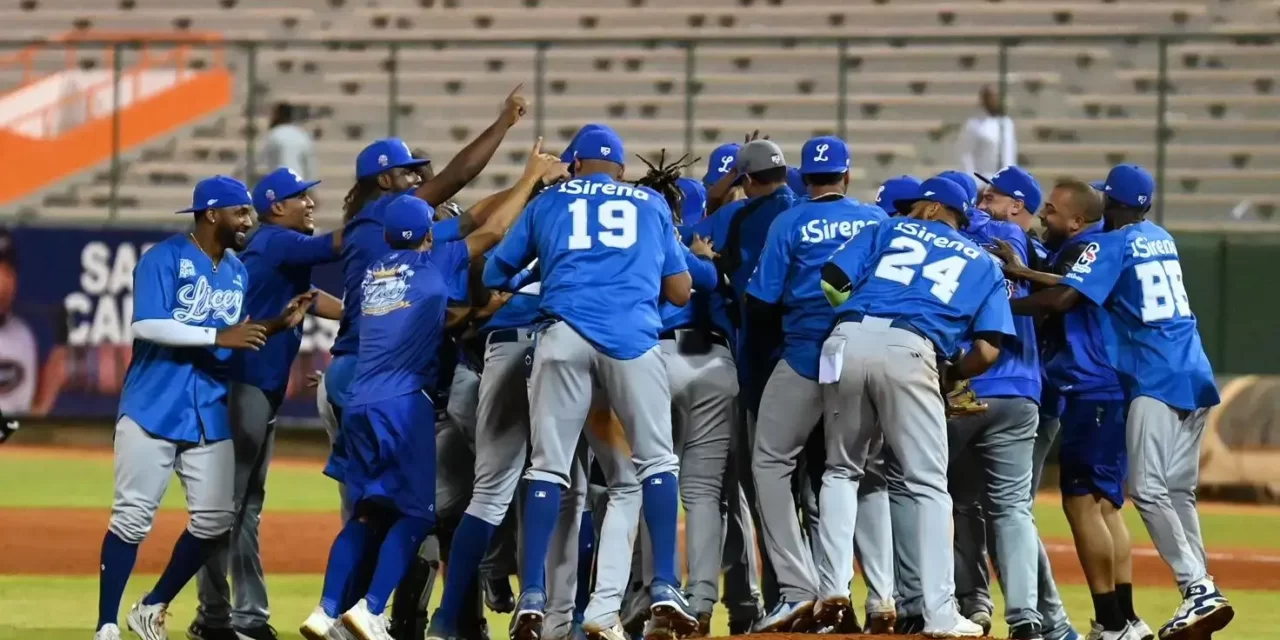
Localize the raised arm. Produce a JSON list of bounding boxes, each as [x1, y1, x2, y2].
[[414, 85, 529, 207], [464, 137, 568, 260]]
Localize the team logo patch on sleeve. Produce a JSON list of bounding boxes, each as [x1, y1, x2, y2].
[[1073, 242, 1101, 274]]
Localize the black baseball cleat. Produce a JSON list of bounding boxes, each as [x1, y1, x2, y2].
[[482, 577, 516, 614], [233, 625, 278, 640], [894, 614, 925, 635], [1009, 621, 1044, 640], [186, 622, 240, 640]]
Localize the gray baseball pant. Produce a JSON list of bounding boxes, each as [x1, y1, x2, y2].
[[195, 382, 280, 630], [1126, 396, 1211, 591], [527, 322, 676, 627], [662, 335, 736, 615], [751, 360, 824, 601], [819, 318, 960, 632], [947, 397, 1043, 629]]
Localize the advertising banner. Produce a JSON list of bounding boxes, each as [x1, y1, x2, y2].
[[2, 225, 340, 426]]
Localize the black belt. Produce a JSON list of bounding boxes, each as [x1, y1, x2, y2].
[[836, 311, 930, 345], [485, 328, 525, 344], [659, 328, 731, 350]]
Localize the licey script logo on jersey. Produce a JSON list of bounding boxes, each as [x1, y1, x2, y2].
[[361, 262, 413, 316], [173, 276, 244, 324]]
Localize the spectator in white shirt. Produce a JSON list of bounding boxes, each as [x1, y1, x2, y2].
[[259, 102, 317, 182], [956, 85, 1017, 178]]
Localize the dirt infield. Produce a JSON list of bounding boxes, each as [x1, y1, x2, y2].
[[2, 507, 1278, 590]]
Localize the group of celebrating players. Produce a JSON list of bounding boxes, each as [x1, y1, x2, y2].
[[88, 85, 1234, 640]]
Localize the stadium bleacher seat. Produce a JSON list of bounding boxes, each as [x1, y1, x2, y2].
[[0, 0, 1276, 225]]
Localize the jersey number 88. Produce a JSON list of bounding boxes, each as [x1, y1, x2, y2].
[[568, 199, 638, 250]]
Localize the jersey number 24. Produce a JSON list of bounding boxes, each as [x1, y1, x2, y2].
[[568, 199, 637, 250], [873, 236, 968, 304]]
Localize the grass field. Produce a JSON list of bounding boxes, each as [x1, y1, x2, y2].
[[2, 446, 1277, 640]]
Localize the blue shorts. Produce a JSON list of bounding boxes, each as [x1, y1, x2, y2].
[[1058, 395, 1128, 508], [343, 389, 437, 521], [323, 354, 359, 483]]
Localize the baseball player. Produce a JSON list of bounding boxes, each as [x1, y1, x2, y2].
[[744, 136, 891, 633], [679, 157, 763, 635], [819, 176, 1014, 639], [616, 151, 735, 636], [482, 128, 698, 640], [1009, 164, 1232, 640], [968, 166, 1076, 640], [188, 168, 344, 640], [873, 176, 922, 217], [688, 138, 801, 615], [301, 194, 474, 640], [701, 142, 743, 214], [93, 176, 312, 640], [943, 165, 1050, 640], [995, 178, 1154, 640]]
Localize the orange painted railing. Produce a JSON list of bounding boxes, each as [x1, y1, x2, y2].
[[0, 32, 232, 205]]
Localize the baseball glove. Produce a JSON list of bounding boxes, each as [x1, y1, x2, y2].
[[944, 378, 988, 417]]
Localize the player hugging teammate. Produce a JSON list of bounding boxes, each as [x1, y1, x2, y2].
[[98, 94, 1233, 640]]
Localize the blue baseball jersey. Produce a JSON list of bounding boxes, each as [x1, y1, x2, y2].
[[961, 211, 1041, 400], [483, 174, 688, 360], [746, 196, 886, 380], [230, 224, 337, 396], [690, 186, 800, 305], [1061, 220, 1219, 411], [827, 218, 1015, 359], [660, 243, 719, 332], [333, 191, 466, 357], [347, 242, 470, 406], [120, 234, 247, 443], [1042, 222, 1123, 399], [332, 192, 397, 357]]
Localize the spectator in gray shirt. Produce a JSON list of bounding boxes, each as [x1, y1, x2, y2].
[[260, 102, 316, 181]]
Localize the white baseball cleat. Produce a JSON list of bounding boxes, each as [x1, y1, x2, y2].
[[95, 623, 123, 640], [1158, 578, 1233, 640], [340, 600, 393, 640], [127, 597, 170, 640], [300, 607, 348, 640], [924, 616, 984, 638], [1129, 619, 1155, 640]]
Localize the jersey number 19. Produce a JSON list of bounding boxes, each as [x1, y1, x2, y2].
[[568, 199, 638, 250], [873, 236, 969, 304]]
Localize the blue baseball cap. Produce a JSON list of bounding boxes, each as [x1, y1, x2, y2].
[[875, 175, 922, 215], [977, 165, 1043, 213], [1103, 164, 1154, 208], [356, 138, 429, 180], [677, 177, 708, 225], [573, 129, 625, 164], [800, 136, 851, 175], [176, 175, 253, 213], [893, 177, 970, 217], [786, 167, 807, 195], [937, 170, 979, 207], [253, 167, 321, 215], [383, 194, 435, 245], [702, 143, 740, 186], [560, 123, 614, 164], [1090, 180, 1106, 191]]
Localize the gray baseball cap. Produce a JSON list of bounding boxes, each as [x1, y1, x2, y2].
[[735, 140, 787, 176]]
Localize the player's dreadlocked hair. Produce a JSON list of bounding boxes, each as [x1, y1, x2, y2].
[[631, 150, 700, 224], [343, 177, 382, 223]]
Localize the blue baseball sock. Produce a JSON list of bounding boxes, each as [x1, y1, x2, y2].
[[434, 514, 497, 633], [364, 515, 432, 615], [641, 472, 680, 587], [519, 480, 562, 593], [97, 531, 140, 629], [320, 518, 372, 617], [574, 510, 594, 622], [340, 516, 388, 612], [143, 530, 219, 606]]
